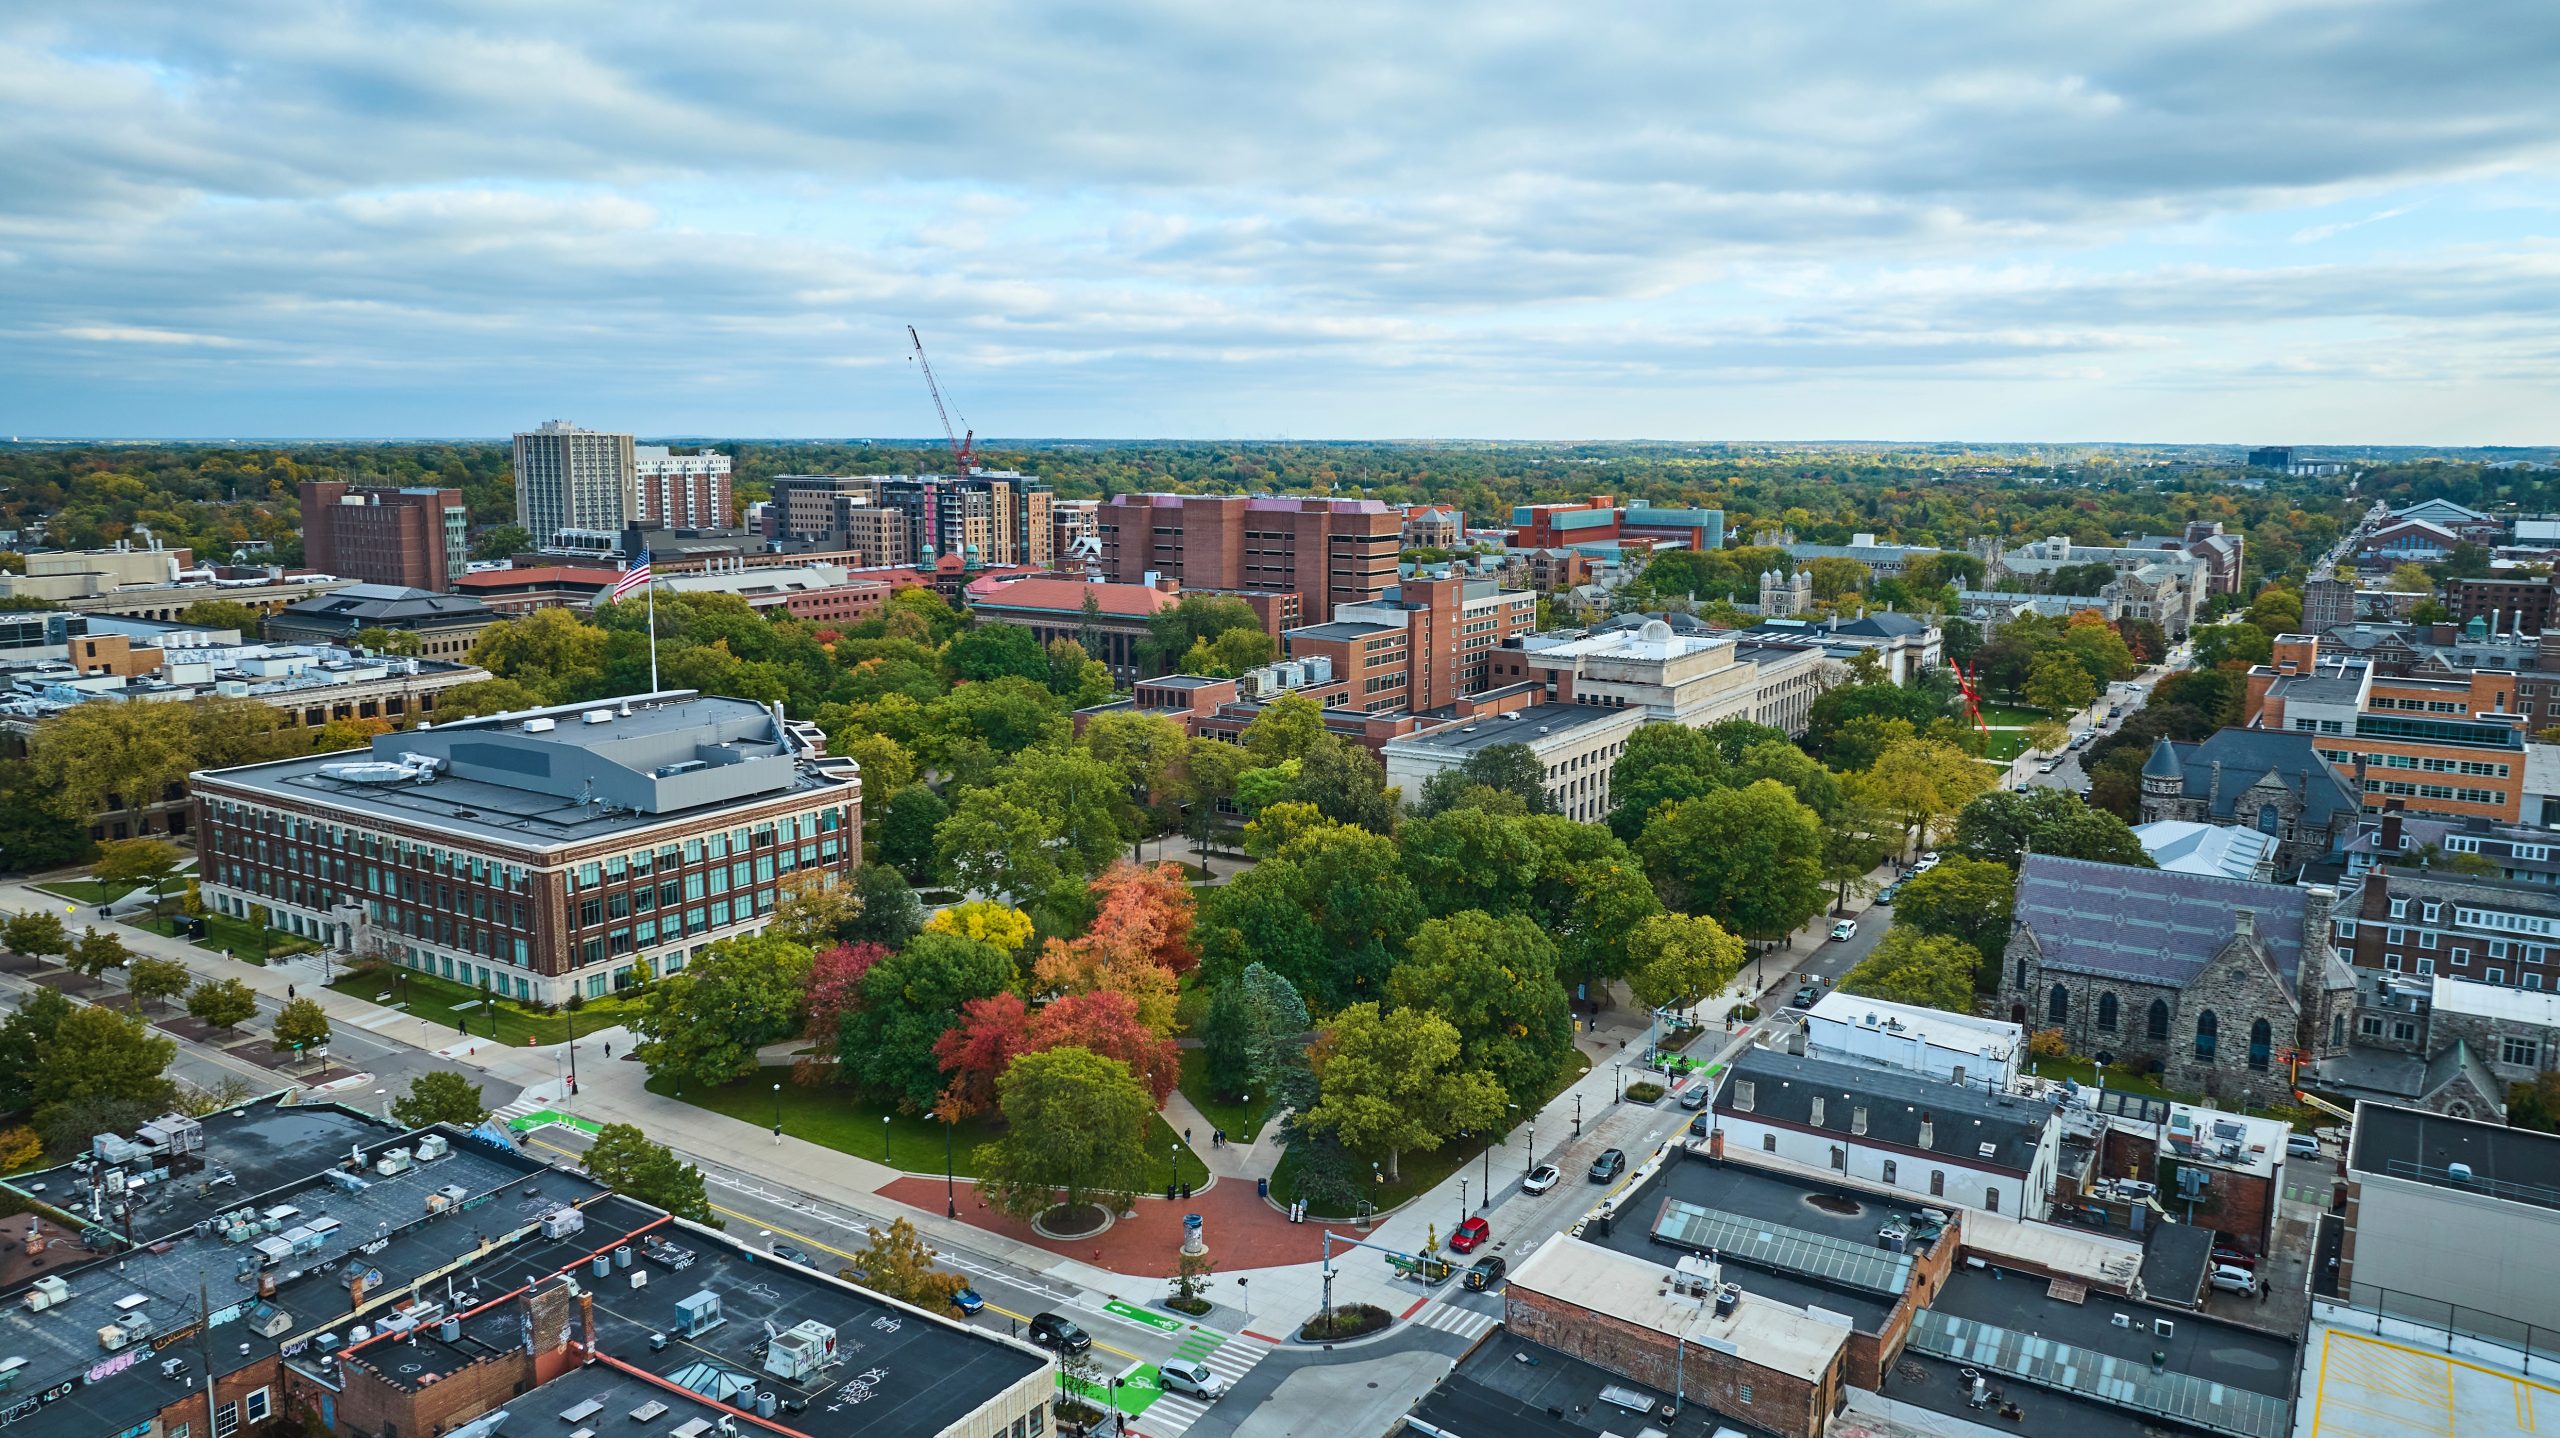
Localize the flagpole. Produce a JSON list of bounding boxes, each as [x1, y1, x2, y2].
[[646, 568, 660, 695]]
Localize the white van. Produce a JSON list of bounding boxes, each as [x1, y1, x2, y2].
[[2209, 1264, 2256, 1297]]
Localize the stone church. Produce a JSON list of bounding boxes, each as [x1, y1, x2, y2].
[[2003, 853, 2354, 1109], [2138, 730, 2362, 881]]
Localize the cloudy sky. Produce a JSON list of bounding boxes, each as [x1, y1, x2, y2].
[[4, 1, 2556, 441]]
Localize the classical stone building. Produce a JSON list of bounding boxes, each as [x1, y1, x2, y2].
[[2004, 854, 2353, 1109], [2138, 729, 2362, 880]]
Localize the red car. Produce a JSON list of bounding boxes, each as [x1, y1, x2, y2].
[[1449, 1217, 1491, 1254]]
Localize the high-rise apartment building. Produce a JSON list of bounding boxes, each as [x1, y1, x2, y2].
[[512, 420, 636, 544], [633, 444, 733, 529], [1095, 493, 1402, 622], [301, 481, 468, 590]]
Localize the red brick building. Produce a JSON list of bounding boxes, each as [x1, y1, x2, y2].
[[302, 481, 467, 590], [1094, 493, 1401, 622]]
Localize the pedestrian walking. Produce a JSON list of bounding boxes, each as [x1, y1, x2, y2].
[[603, 1042, 611, 1059], [287, 984, 296, 999]]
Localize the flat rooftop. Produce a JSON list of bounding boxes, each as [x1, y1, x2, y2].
[[390, 1197, 1046, 1438], [1930, 1265, 2296, 1398], [1508, 1235, 1847, 1384], [1584, 1155, 1917, 1333], [6, 1098, 390, 1241], [1406, 1329, 1786, 1438], [2297, 1307, 2558, 1437], [2350, 1102, 2560, 1210], [1396, 702, 1634, 755]]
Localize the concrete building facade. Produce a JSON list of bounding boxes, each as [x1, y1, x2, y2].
[[632, 443, 733, 529], [513, 419, 637, 543], [1711, 1048, 2060, 1216], [1382, 701, 1645, 823]]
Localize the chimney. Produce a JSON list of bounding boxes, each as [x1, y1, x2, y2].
[[1918, 1114, 1935, 1150], [2234, 907, 2256, 941], [2381, 810, 2405, 853], [2207, 760, 2225, 813]]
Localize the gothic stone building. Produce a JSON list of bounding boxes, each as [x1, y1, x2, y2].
[[2139, 729, 2362, 881], [2003, 853, 2353, 1109]]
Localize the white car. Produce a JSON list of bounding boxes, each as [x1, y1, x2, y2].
[[1158, 1359, 1225, 1400], [1521, 1164, 1561, 1195], [1829, 919, 1858, 942]]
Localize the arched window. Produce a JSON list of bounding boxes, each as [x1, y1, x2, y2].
[[2149, 999, 2171, 1042], [1985, 1188, 2000, 1214], [2249, 1018, 2273, 1071], [2097, 993, 2119, 1032], [2256, 803, 2283, 836], [2196, 1009, 2219, 1061], [2049, 985, 2070, 1023]]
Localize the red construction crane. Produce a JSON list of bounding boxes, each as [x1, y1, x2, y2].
[[906, 325, 974, 477]]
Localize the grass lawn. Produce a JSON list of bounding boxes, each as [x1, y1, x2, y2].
[[654, 1065, 1212, 1187], [326, 966, 630, 1046], [1273, 1048, 1594, 1218], [134, 911, 318, 964], [34, 879, 142, 906], [1981, 730, 2034, 761], [1176, 1048, 1272, 1145], [1976, 703, 2051, 727]]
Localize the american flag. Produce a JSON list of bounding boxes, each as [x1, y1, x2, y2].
[[607, 546, 653, 603]]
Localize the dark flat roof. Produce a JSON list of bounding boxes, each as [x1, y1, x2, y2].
[[1407, 1329, 1785, 1438], [1584, 1156, 1913, 1333], [1399, 702, 1633, 755], [2350, 1102, 2560, 1210], [6, 1098, 392, 1242], [1929, 1266, 2295, 1398], [2138, 1220, 2216, 1306], [390, 1200, 1046, 1438]]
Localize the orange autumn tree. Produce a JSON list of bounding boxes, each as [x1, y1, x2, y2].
[[1030, 862, 1197, 1034]]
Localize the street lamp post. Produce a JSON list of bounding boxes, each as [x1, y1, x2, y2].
[[1574, 1093, 1583, 1138], [882, 1114, 892, 1165], [771, 1082, 782, 1145], [945, 1116, 958, 1218], [1457, 1177, 1468, 1229], [1168, 1142, 1178, 1195]]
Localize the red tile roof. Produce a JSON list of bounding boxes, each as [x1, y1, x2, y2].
[[964, 574, 1178, 618]]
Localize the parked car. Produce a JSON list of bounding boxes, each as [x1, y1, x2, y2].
[[1158, 1359, 1225, 1400], [1876, 882, 1902, 904], [2287, 1133, 2323, 1159], [1829, 918, 1858, 942], [2210, 1247, 2259, 1273], [952, 1287, 985, 1317], [2208, 1265, 2257, 1297], [1522, 1164, 1561, 1195], [1028, 1313, 1091, 1354], [1464, 1255, 1509, 1291], [1680, 1082, 1710, 1110], [769, 1243, 814, 1269], [1790, 984, 1821, 1009], [1919, 850, 1940, 865], [2038, 758, 2061, 774], [1449, 1216, 1491, 1253], [1589, 1149, 1628, 1183]]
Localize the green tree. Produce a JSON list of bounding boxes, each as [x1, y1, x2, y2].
[[2024, 651, 2098, 716], [2384, 562, 2435, 594], [126, 956, 192, 1013], [28, 701, 198, 831], [434, 676, 553, 721], [582, 1123, 719, 1225], [1890, 856, 2015, 988], [1302, 1004, 1505, 1180], [271, 997, 332, 1060], [1803, 556, 1870, 600], [1839, 930, 1979, 1014], [1195, 825, 1423, 1009], [2190, 623, 2274, 669], [1637, 780, 1828, 938], [353, 626, 424, 657], [470, 523, 533, 561], [1201, 963, 1312, 1102], [32, 1005, 176, 1118], [1290, 737, 1398, 833], [836, 1216, 967, 1309], [944, 622, 1051, 684], [0, 988, 74, 1112], [1623, 912, 1745, 1012], [1384, 911, 1573, 1110], [1951, 786, 2154, 869], [1141, 594, 1270, 674], [391, 1071, 488, 1128], [629, 935, 816, 1091], [0, 761, 97, 871], [876, 784, 951, 882], [974, 1046, 1156, 1219], [2, 911, 68, 960], [186, 978, 259, 1032], [2245, 585, 2302, 636], [1606, 723, 1727, 841], [68, 926, 131, 982], [466, 607, 608, 700], [1417, 743, 1550, 817], [840, 933, 1016, 1111], [845, 863, 926, 948], [176, 598, 264, 632], [1855, 737, 1994, 855], [935, 747, 1130, 901], [93, 837, 185, 904], [1045, 638, 1115, 708], [1241, 695, 1329, 764]]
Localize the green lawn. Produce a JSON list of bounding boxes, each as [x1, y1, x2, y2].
[[34, 879, 142, 906], [326, 966, 632, 1045], [1176, 1048, 1273, 1146], [654, 1065, 1211, 1186], [1273, 1049, 1594, 1218], [1976, 704, 2050, 727], [135, 911, 318, 964], [1981, 730, 2034, 761]]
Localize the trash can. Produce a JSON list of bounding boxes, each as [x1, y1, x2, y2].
[[1257, 1177, 1270, 1199]]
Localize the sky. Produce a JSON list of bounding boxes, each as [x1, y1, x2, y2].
[[3, 1, 2557, 443]]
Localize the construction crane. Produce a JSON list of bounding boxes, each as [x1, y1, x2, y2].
[[906, 325, 975, 478]]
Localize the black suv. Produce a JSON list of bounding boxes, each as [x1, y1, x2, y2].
[[1588, 1149, 1627, 1183], [1464, 1255, 1508, 1291], [1028, 1313, 1091, 1354]]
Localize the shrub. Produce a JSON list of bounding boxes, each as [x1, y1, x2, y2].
[[1298, 1303, 1392, 1341], [1623, 1081, 1666, 1104], [2027, 1028, 2071, 1060], [1730, 1004, 1760, 1022]]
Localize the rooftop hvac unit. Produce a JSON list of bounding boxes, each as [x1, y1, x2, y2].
[[23, 1278, 69, 1312], [414, 1134, 450, 1163], [374, 1148, 414, 1177], [762, 1319, 838, 1381], [254, 1308, 294, 1339], [1302, 655, 1333, 684], [524, 717, 557, 733], [673, 1290, 724, 1338], [538, 1207, 586, 1241], [581, 709, 614, 725]]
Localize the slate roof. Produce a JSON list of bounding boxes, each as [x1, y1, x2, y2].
[[2155, 728, 2361, 831], [276, 583, 493, 624], [2014, 853, 2310, 997], [1722, 1048, 2052, 1174], [1831, 611, 1932, 638]]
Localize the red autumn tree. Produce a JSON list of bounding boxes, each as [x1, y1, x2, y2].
[[931, 991, 1035, 1117], [1028, 990, 1180, 1106], [795, 942, 889, 1084]]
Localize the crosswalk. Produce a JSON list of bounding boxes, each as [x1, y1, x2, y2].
[[1136, 1331, 1272, 1437], [1412, 1302, 1498, 1341], [491, 1094, 546, 1125]]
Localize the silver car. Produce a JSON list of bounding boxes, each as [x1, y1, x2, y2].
[[1159, 1359, 1224, 1400], [1521, 1164, 1561, 1195]]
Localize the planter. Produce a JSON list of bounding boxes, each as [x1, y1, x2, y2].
[[1622, 1081, 1666, 1105], [1297, 1304, 1393, 1342]]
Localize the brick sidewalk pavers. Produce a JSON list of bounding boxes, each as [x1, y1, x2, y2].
[[878, 1174, 1366, 1279]]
